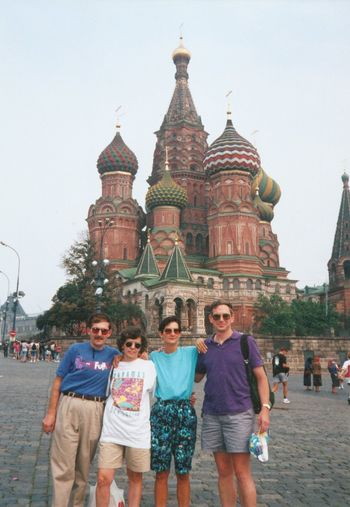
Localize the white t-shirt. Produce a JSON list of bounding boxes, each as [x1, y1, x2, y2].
[[100, 358, 156, 449], [342, 359, 350, 381]]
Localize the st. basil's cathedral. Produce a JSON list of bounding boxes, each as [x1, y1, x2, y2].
[[87, 38, 297, 335]]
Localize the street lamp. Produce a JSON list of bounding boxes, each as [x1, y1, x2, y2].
[[91, 218, 114, 312], [0, 270, 10, 346], [0, 241, 22, 333]]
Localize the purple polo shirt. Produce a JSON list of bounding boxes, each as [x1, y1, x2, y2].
[[196, 330, 263, 415]]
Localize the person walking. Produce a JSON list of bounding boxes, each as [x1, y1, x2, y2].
[[327, 360, 339, 394], [42, 313, 119, 507], [96, 326, 156, 507], [195, 301, 270, 507], [272, 347, 290, 403], [341, 352, 350, 405], [303, 357, 313, 391], [312, 356, 322, 392], [150, 316, 198, 507]]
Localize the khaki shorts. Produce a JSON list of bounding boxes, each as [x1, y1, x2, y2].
[[98, 442, 150, 473]]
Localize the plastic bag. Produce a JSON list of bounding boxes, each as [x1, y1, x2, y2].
[[88, 479, 125, 507]]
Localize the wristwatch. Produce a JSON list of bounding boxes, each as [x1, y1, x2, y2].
[[262, 403, 271, 410]]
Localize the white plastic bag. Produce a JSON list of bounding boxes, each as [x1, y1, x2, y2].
[[88, 479, 125, 507]]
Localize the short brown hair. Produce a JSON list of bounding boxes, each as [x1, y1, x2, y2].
[[87, 313, 111, 329], [209, 300, 233, 314], [117, 326, 148, 353]]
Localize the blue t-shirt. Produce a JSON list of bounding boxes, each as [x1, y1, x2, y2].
[[57, 342, 119, 397], [196, 331, 263, 415], [150, 346, 198, 400]]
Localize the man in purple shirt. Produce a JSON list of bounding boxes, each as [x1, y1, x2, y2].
[[195, 301, 270, 507]]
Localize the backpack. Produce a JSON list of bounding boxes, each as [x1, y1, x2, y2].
[[240, 334, 274, 414]]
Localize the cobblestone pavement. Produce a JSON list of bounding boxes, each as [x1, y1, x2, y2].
[[0, 355, 349, 507]]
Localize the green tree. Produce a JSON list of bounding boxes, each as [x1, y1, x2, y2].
[[254, 294, 295, 335], [253, 293, 341, 336], [36, 233, 144, 336]]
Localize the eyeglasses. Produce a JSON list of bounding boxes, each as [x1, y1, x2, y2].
[[124, 341, 142, 349], [163, 328, 181, 335], [212, 313, 231, 321], [91, 327, 110, 336]]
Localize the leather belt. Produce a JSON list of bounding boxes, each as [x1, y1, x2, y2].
[[63, 391, 107, 402]]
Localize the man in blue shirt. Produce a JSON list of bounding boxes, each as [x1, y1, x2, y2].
[[42, 313, 119, 507], [150, 316, 198, 507]]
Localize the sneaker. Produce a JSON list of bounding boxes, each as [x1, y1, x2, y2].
[[283, 398, 291, 404]]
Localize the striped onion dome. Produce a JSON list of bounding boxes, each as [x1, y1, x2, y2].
[[146, 169, 188, 211], [253, 189, 274, 222], [251, 168, 281, 206], [204, 118, 261, 176], [97, 128, 138, 176]]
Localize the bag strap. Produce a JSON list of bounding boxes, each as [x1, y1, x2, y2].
[[240, 333, 249, 363]]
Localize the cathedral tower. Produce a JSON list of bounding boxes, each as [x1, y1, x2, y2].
[[87, 124, 145, 269], [147, 38, 209, 256], [327, 173, 350, 315]]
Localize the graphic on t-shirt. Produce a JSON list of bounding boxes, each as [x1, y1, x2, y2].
[[75, 357, 111, 371], [111, 374, 144, 412]]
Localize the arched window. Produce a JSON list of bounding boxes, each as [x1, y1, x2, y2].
[[227, 242, 232, 255], [344, 261, 350, 279], [123, 247, 128, 260], [195, 234, 203, 253], [197, 276, 204, 284], [275, 284, 280, 294], [246, 279, 253, 290], [286, 285, 291, 294], [174, 298, 183, 320], [233, 279, 240, 290], [223, 279, 230, 290], [255, 279, 262, 290], [186, 232, 193, 247], [194, 195, 198, 207], [207, 278, 214, 289]]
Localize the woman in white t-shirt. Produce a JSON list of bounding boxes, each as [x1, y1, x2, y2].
[[341, 352, 350, 405], [96, 326, 156, 507]]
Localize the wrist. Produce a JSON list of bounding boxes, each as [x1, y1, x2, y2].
[[262, 403, 271, 410]]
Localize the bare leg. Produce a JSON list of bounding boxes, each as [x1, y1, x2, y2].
[[272, 383, 279, 393], [232, 453, 256, 507], [155, 470, 170, 507], [282, 382, 288, 398], [96, 468, 115, 507], [176, 472, 190, 507], [214, 452, 236, 507], [127, 468, 143, 507]]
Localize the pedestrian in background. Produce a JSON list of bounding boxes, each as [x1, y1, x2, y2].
[[327, 360, 339, 394], [272, 347, 290, 403], [303, 357, 313, 391], [312, 356, 322, 392], [341, 352, 350, 405]]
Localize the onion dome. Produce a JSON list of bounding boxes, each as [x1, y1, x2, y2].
[[254, 188, 274, 222], [172, 36, 191, 61], [146, 150, 188, 211], [97, 125, 138, 176], [251, 168, 281, 206], [204, 114, 261, 176]]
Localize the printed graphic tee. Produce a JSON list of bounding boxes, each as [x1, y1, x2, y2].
[[100, 359, 157, 449]]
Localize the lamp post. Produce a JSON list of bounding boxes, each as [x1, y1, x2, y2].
[[92, 218, 114, 312], [0, 270, 10, 346], [0, 241, 21, 333]]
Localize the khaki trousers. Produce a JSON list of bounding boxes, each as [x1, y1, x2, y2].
[[50, 395, 104, 507]]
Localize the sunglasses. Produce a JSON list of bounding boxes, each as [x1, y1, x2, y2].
[[91, 327, 110, 336], [124, 341, 142, 349], [163, 328, 181, 335], [212, 313, 231, 321]]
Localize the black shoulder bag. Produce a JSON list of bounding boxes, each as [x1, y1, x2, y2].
[[240, 334, 274, 414]]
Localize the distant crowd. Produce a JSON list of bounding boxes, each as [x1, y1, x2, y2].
[[2, 340, 62, 363]]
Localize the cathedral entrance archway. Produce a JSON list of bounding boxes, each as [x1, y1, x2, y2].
[[186, 299, 197, 333]]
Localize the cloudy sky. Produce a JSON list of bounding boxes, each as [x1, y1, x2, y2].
[[1, 0, 349, 314]]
